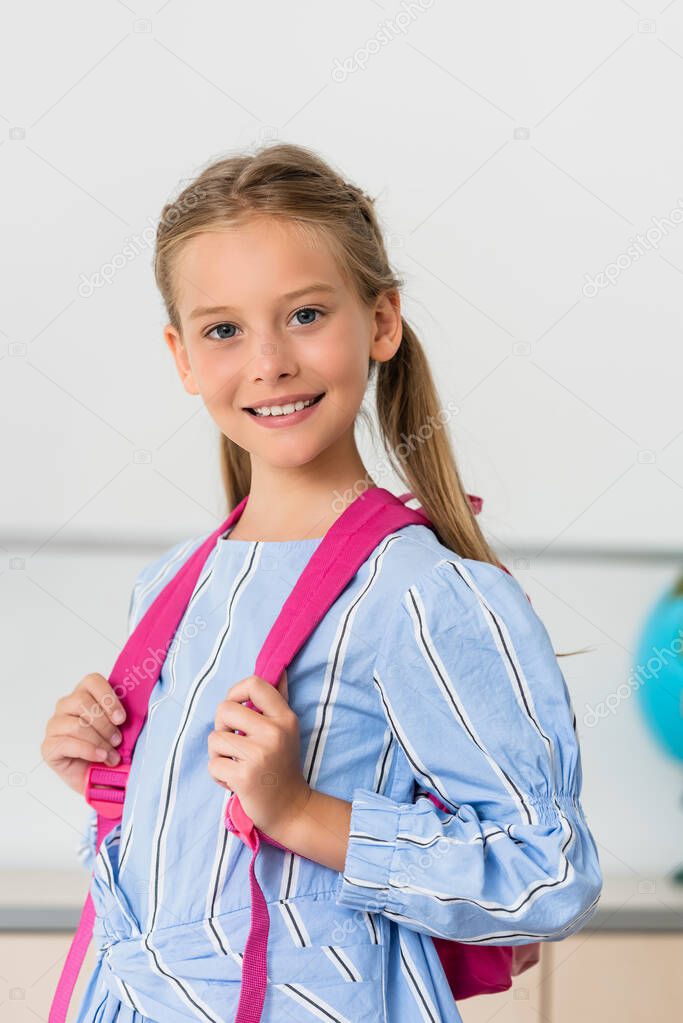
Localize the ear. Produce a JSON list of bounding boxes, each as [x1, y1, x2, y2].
[[369, 289, 403, 364], [163, 324, 200, 396]]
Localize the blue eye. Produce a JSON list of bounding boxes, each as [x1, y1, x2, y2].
[[293, 306, 325, 326], [205, 322, 238, 341]]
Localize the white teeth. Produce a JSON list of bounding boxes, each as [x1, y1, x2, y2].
[[252, 397, 317, 417]]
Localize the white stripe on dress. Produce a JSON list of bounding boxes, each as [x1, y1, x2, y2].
[[322, 945, 363, 982], [278, 897, 313, 948], [277, 534, 408, 942], [142, 542, 261, 1020], [275, 982, 354, 1023], [398, 934, 441, 1023], [204, 790, 240, 957], [120, 540, 216, 876], [373, 727, 396, 796], [371, 669, 458, 813], [445, 559, 556, 771], [406, 585, 536, 824]]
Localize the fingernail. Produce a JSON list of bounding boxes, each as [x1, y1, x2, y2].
[[112, 710, 125, 724], [107, 750, 120, 765], [111, 731, 121, 745]]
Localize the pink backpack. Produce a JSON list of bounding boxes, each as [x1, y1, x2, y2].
[[50, 486, 539, 1023]]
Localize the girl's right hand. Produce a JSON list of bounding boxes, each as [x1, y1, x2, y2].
[[40, 673, 127, 796]]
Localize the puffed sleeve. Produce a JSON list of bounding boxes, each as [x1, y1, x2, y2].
[[334, 556, 603, 943]]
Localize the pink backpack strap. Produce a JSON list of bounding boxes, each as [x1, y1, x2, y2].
[[252, 488, 430, 689], [48, 498, 249, 1023], [225, 487, 431, 1023]]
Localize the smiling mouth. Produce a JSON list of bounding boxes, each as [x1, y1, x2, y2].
[[244, 393, 325, 416]]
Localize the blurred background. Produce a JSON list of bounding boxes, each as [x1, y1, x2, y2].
[[2, 1, 682, 1020]]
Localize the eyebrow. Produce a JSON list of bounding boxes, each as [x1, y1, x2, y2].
[[189, 283, 338, 320]]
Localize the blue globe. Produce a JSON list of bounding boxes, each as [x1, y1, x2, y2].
[[635, 576, 683, 762]]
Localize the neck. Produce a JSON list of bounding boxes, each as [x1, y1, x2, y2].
[[228, 432, 378, 542]]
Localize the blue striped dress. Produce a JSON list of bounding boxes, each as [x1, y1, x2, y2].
[[73, 520, 603, 1023]]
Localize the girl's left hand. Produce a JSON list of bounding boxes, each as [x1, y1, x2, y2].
[[208, 669, 312, 838]]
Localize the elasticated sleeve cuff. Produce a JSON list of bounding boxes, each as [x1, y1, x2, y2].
[[334, 788, 405, 916]]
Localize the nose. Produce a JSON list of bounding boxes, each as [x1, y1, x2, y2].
[[249, 334, 298, 386]]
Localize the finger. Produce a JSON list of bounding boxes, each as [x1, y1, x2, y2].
[[276, 668, 288, 702], [42, 734, 113, 766], [57, 694, 123, 748], [214, 699, 266, 736], [47, 714, 122, 758], [46, 726, 121, 765], [208, 751, 240, 788], [225, 674, 288, 718], [208, 729, 252, 762], [79, 673, 127, 727]]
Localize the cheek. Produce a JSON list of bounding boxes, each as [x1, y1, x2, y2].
[[194, 355, 240, 410], [331, 352, 371, 408], [310, 327, 370, 395]]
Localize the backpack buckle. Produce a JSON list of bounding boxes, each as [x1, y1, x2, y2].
[[85, 761, 130, 819]]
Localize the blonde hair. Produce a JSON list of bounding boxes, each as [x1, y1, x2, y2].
[[153, 142, 585, 657]]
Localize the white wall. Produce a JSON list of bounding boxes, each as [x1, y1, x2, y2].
[[2, 0, 682, 878]]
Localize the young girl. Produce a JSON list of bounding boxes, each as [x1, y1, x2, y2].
[[42, 142, 602, 1023]]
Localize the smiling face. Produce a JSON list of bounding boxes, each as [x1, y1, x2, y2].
[[163, 215, 401, 473]]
